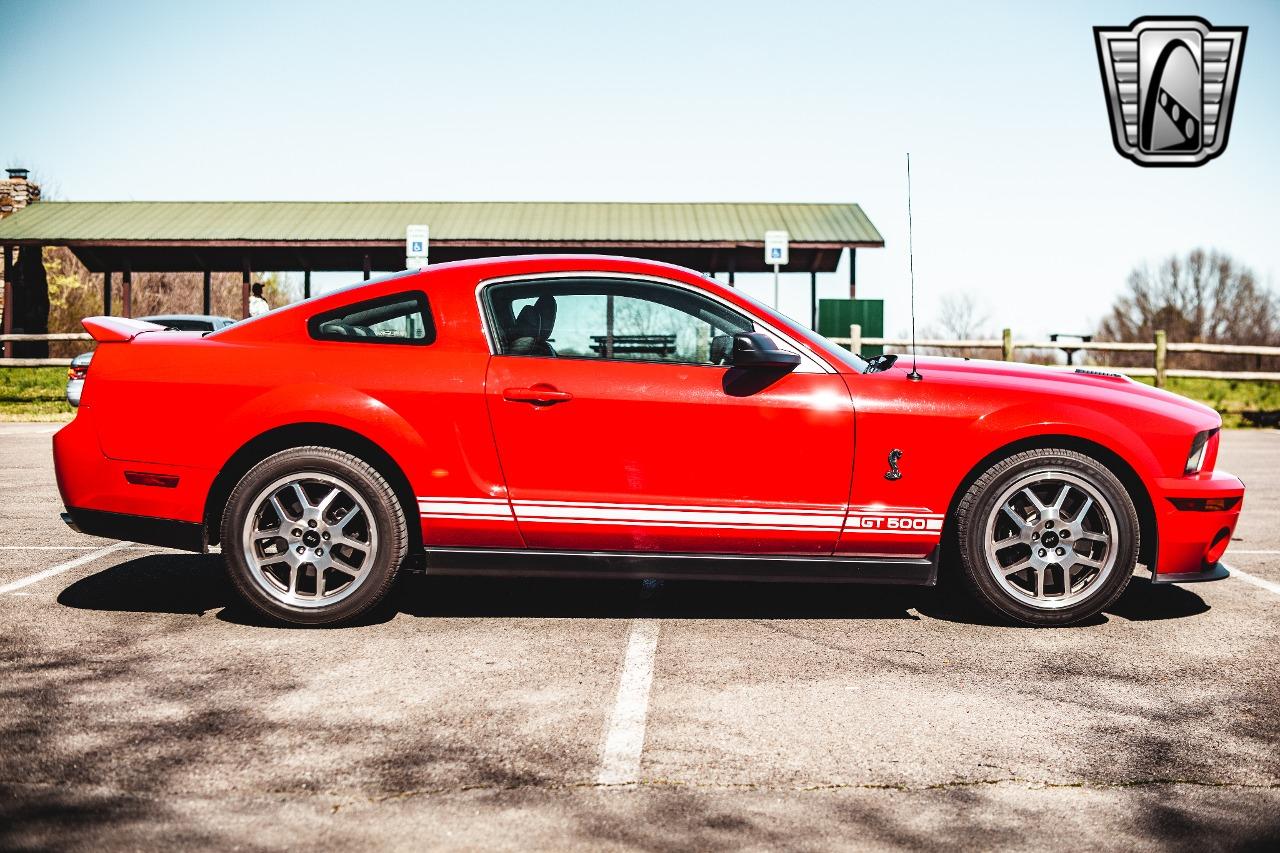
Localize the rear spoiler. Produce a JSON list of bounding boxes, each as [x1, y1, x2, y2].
[[81, 316, 166, 343]]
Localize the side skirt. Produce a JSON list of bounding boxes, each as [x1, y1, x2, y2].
[[421, 547, 939, 586]]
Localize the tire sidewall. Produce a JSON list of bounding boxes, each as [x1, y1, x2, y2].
[[221, 448, 406, 626], [957, 450, 1138, 626]]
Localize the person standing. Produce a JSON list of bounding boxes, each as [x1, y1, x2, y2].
[[249, 282, 270, 317]]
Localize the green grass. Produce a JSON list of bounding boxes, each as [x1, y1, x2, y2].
[[3, 367, 1278, 427], [0, 367, 74, 422]]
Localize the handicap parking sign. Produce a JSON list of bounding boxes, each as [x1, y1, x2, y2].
[[406, 224, 430, 269], [764, 230, 789, 266]]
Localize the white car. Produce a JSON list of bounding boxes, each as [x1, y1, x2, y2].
[[65, 314, 236, 406]]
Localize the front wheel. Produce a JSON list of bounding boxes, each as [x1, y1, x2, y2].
[[954, 448, 1139, 627], [221, 447, 408, 626]]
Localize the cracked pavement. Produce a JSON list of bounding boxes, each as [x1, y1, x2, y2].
[[1, 423, 1278, 850]]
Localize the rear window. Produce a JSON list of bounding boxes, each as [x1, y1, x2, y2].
[[150, 318, 215, 331], [308, 291, 435, 345]]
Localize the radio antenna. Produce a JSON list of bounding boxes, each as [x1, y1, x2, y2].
[[905, 152, 922, 381]]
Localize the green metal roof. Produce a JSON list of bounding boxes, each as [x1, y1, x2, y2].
[[0, 201, 883, 246]]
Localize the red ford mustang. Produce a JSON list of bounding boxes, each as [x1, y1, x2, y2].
[[53, 255, 1243, 626]]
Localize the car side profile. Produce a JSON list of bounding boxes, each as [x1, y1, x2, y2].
[[53, 255, 1244, 627]]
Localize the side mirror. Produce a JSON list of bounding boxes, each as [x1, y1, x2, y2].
[[710, 334, 734, 365], [730, 332, 802, 369]]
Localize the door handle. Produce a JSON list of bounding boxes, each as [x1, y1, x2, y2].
[[502, 387, 573, 405]]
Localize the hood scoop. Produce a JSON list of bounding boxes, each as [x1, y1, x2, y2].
[[1074, 367, 1128, 381]]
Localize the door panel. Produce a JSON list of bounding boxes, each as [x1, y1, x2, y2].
[[485, 356, 854, 554]]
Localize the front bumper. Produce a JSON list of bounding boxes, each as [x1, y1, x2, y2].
[[1150, 562, 1230, 584], [1151, 469, 1243, 582]]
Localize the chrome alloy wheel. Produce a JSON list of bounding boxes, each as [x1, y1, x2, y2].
[[983, 470, 1118, 610], [240, 472, 379, 609]]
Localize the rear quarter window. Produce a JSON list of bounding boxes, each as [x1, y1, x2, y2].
[[307, 291, 436, 345]]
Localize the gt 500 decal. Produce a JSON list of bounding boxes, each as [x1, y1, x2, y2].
[[845, 513, 943, 534]]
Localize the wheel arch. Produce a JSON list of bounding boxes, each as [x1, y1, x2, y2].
[[943, 433, 1157, 569], [204, 422, 422, 553]]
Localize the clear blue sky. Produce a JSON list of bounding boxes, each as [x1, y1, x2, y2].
[[2, 0, 1277, 335]]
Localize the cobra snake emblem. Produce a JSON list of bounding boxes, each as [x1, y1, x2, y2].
[[884, 449, 903, 481]]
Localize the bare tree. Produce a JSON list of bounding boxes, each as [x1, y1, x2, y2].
[[1097, 250, 1280, 371], [919, 292, 1000, 359], [935, 292, 991, 340], [40, 247, 290, 356]]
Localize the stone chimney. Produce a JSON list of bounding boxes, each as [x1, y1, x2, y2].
[[0, 168, 41, 218], [2, 168, 43, 356]]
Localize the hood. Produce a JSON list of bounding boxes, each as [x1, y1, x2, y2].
[[885, 355, 1219, 425]]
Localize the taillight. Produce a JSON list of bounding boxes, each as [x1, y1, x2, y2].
[[1168, 496, 1240, 512], [124, 471, 180, 488], [68, 364, 89, 381]]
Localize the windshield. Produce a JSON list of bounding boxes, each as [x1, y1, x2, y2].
[[713, 280, 869, 372]]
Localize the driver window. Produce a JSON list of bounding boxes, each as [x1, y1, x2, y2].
[[488, 278, 754, 365]]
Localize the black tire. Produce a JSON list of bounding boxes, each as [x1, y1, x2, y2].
[[954, 448, 1138, 627], [220, 446, 408, 627]]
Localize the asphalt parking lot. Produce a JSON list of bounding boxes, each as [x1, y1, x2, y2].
[[1, 423, 1277, 851]]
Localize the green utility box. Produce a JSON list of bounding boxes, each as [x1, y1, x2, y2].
[[818, 299, 884, 358]]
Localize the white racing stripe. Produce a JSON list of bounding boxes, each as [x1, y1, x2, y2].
[[519, 506, 843, 527], [1231, 567, 1280, 597], [0, 545, 156, 551], [418, 496, 508, 502], [418, 496, 944, 537], [418, 514, 516, 523], [841, 528, 941, 536], [517, 514, 839, 527], [417, 502, 513, 515], [0, 542, 132, 596], [597, 618, 660, 786], [514, 499, 845, 515]]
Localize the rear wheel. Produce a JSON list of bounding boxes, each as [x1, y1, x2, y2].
[[955, 448, 1138, 626], [221, 447, 408, 626]]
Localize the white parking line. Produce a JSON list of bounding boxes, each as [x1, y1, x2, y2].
[[0, 542, 132, 595], [597, 618, 660, 785], [0, 545, 155, 550], [1231, 567, 1280, 597]]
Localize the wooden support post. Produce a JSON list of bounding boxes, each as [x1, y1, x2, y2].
[[103, 271, 113, 317], [1154, 329, 1167, 388], [304, 269, 312, 299], [810, 271, 818, 331], [728, 255, 736, 288], [605, 294, 614, 359], [848, 323, 862, 355], [122, 268, 133, 318], [202, 270, 212, 316], [241, 263, 251, 319], [848, 248, 857, 300], [363, 254, 371, 281], [1002, 328, 1013, 362], [2, 245, 12, 358]]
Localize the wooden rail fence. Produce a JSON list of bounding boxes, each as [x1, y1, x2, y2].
[[833, 326, 1280, 387], [3, 329, 1280, 385]]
